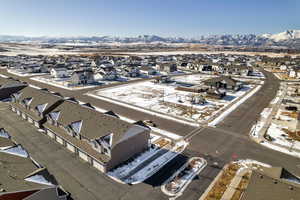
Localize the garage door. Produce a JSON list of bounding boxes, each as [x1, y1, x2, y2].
[[28, 117, 33, 123], [78, 150, 89, 162], [93, 160, 105, 172], [47, 129, 55, 139], [22, 113, 27, 120], [34, 121, 40, 128], [66, 142, 75, 153], [56, 136, 64, 145]]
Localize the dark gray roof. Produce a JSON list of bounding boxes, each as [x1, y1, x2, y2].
[[0, 137, 15, 148], [204, 76, 239, 86], [49, 100, 132, 144], [13, 87, 64, 120], [242, 170, 300, 200], [0, 151, 52, 193]]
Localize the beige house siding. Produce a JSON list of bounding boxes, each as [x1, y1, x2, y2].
[[106, 129, 149, 171]]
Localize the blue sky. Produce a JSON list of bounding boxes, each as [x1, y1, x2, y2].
[[0, 0, 299, 37]]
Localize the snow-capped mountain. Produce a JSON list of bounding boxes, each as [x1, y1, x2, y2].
[[261, 30, 300, 42], [0, 30, 300, 48]]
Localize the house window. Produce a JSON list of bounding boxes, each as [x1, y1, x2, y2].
[[103, 147, 108, 154], [70, 120, 83, 134], [49, 111, 60, 121], [36, 103, 48, 114]]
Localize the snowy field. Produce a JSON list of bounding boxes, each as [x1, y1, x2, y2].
[[93, 80, 255, 123], [266, 123, 300, 151], [173, 74, 263, 86]]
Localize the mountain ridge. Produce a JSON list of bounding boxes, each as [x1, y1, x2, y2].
[[1, 30, 300, 49]]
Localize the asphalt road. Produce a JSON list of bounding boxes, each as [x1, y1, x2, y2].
[[0, 68, 299, 200]]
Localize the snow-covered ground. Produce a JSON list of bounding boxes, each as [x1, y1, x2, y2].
[[250, 121, 265, 138], [91, 81, 255, 124], [124, 140, 188, 184], [266, 123, 300, 151], [31, 76, 98, 90], [107, 145, 162, 180]]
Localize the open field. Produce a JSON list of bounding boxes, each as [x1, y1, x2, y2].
[[92, 80, 255, 124]]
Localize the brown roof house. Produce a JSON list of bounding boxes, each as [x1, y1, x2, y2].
[[43, 99, 150, 172], [204, 76, 243, 91], [10, 87, 64, 128], [0, 77, 27, 101]]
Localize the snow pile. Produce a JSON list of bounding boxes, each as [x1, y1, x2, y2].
[[250, 121, 265, 138], [260, 108, 272, 119], [270, 97, 280, 104]]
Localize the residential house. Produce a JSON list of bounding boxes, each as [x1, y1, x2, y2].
[[10, 87, 64, 128], [94, 70, 118, 81], [0, 77, 27, 100], [70, 69, 95, 85], [50, 64, 69, 78], [206, 88, 226, 99], [156, 63, 177, 73], [0, 129, 68, 200], [288, 66, 300, 78], [43, 100, 150, 172], [241, 166, 300, 200], [139, 66, 157, 76], [153, 75, 172, 84], [122, 65, 140, 77], [204, 76, 243, 91]]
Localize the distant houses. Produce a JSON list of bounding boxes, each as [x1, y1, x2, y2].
[[204, 76, 243, 91], [50, 66, 69, 78]]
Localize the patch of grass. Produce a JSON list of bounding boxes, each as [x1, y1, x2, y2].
[[204, 163, 240, 200]]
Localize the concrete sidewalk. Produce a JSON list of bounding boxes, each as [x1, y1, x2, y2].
[[220, 168, 251, 200]]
